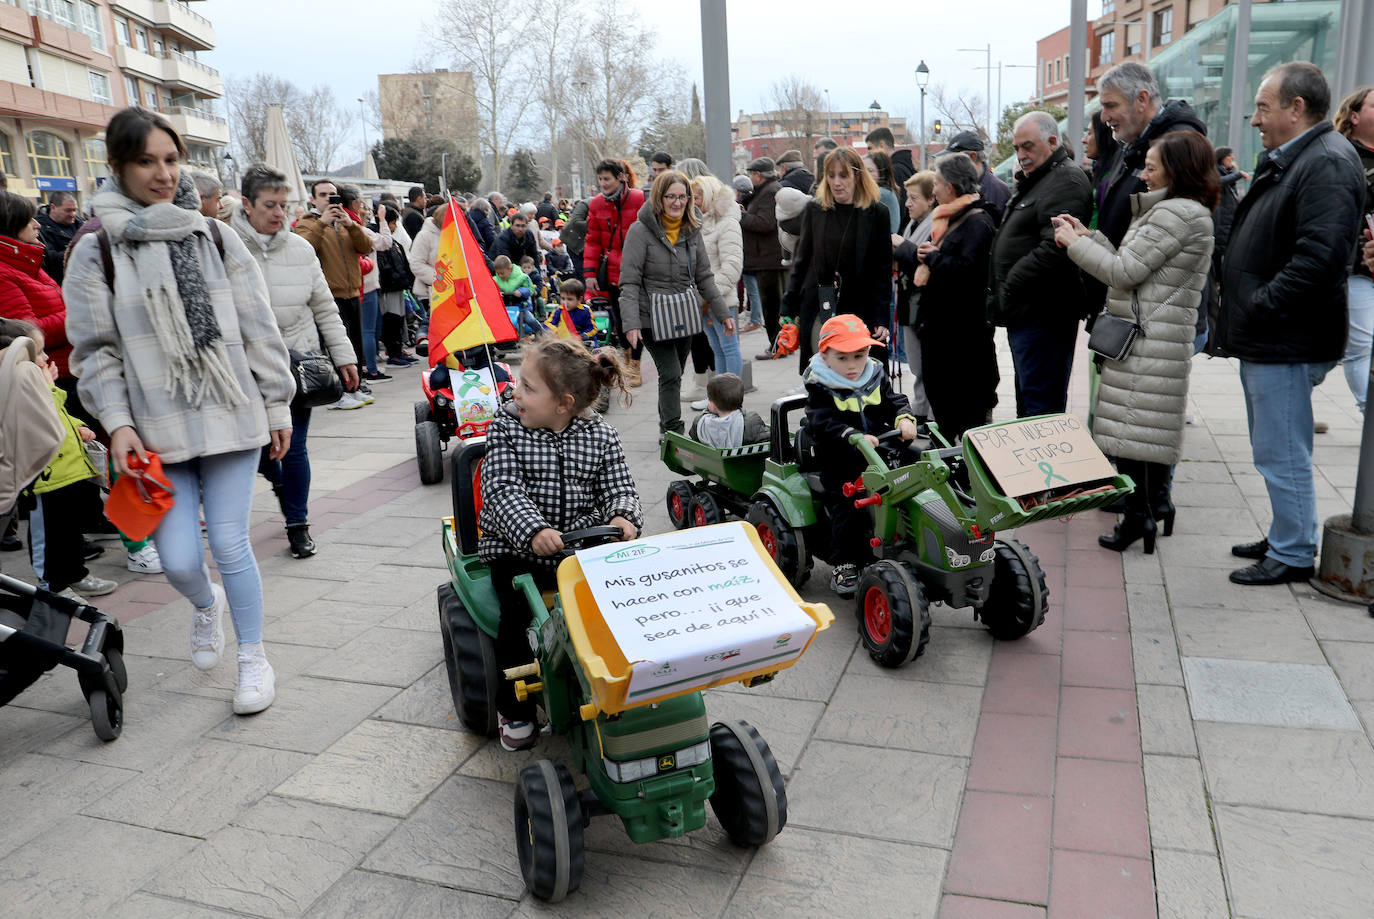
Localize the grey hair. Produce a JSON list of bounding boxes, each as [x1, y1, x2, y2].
[[1263, 60, 1331, 121], [190, 171, 221, 198], [1098, 62, 1160, 104], [1014, 110, 1061, 141], [46, 190, 76, 207], [933, 152, 981, 197], [676, 158, 710, 179], [469, 196, 491, 216], [518, 202, 537, 219], [239, 163, 289, 204]]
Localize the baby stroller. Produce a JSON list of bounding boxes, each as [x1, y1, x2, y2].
[[0, 573, 127, 740]]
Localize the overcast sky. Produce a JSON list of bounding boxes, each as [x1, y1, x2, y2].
[[203, 0, 1097, 164]]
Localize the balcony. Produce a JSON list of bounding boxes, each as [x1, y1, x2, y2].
[[109, 0, 155, 21], [0, 81, 116, 129], [115, 42, 162, 82], [152, 1, 215, 51], [164, 105, 228, 146], [158, 49, 221, 97]]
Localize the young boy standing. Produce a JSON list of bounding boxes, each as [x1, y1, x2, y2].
[[804, 314, 918, 596]]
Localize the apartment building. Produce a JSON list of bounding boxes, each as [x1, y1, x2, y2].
[[733, 106, 909, 150], [0, 0, 223, 201], [378, 69, 480, 161]]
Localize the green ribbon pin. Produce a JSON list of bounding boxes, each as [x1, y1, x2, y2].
[[1039, 461, 1069, 487]]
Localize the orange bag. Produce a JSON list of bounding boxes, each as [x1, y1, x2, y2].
[[105, 451, 177, 542]]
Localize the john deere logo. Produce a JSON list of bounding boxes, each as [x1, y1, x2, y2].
[[774, 633, 793, 648], [605, 545, 661, 564], [657, 754, 676, 772]]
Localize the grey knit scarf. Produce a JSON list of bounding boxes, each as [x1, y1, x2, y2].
[[94, 172, 247, 407]]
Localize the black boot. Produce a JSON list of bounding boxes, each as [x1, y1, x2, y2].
[[286, 524, 316, 559], [1148, 462, 1175, 537], [1100, 460, 1157, 554]]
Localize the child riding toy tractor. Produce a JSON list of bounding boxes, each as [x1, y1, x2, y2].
[[437, 438, 834, 902]]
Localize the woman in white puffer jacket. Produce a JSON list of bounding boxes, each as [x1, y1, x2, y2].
[[691, 174, 743, 377]]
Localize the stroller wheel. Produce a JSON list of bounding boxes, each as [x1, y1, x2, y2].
[[104, 646, 128, 694], [88, 686, 122, 741]]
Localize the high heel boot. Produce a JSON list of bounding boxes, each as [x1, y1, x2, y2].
[[1099, 460, 1157, 554], [1148, 461, 1175, 537]]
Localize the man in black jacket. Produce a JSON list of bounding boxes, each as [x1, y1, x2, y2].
[[1217, 62, 1365, 586], [741, 157, 786, 354], [489, 212, 541, 268], [988, 112, 1094, 417], [776, 149, 814, 193], [402, 186, 427, 241], [36, 192, 82, 285]]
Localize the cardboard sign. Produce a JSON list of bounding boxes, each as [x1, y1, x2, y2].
[[963, 414, 1117, 498], [576, 523, 818, 702]]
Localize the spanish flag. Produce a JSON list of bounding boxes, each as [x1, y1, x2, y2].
[[427, 199, 517, 367]]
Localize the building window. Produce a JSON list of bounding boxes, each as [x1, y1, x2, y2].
[[123, 74, 138, 104], [88, 71, 111, 105], [27, 131, 73, 177], [1044, 60, 1052, 91], [1099, 31, 1116, 65], [0, 133, 15, 179], [116, 17, 130, 46], [1187, 0, 1209, 29], [1126, 23, 1143, 57], [83, 138, 108, 180], [152, 35, 163, 55], [33, 0, 78, 30], [79, 1, 104, 52], [1101, 0, 1115, 13], [134, 27, 148, 52], [1153, 8, 1173, 46], [144, 88, 157, 109], [1056, 58, 1063, 84]]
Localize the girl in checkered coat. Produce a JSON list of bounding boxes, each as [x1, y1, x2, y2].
[[477, 338, 643, 750]]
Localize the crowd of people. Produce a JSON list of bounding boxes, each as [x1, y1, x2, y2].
[[1, 55, 1372, 723]]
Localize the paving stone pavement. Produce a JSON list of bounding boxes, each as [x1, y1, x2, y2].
[[4, 325, 1374, 918]]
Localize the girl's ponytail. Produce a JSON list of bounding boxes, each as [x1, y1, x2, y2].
[[524, 338, 634, 414]]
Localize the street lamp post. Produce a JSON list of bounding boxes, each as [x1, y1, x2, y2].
[[825, 88, 832, 139], [357, 97, 368, 155], [958, 44, 993, 141], [915, 61, 930, 170]]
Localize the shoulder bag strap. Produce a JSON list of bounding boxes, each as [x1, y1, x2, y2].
[[1134, 249, 1211, 333], [96, 229, 114, 290]]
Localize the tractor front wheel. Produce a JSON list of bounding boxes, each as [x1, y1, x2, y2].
[[514, 760, 585, 902], [708, 720, 786, 847], [748, 500, 811, 588], [856, 560, 931, 668], [416, 421, 444, 484], [977, 538, 1049, 640]]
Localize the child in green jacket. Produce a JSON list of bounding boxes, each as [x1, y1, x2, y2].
[[493, 255, 543, 339]]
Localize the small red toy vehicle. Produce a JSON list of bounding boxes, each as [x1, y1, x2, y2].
[[414, 351, 515, 484]]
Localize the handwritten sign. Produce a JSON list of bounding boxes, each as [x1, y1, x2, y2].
[[963, 414, 1117, 498], [577, 523, 818, 701], [452, 366, 500, 430]]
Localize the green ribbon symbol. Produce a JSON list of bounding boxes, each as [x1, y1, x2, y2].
[[1039, 461, 1068, 487], [457, 370, 486, 398]]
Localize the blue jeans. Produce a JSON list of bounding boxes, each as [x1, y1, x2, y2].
[[741, 273, 764, 325], [258, 403, 312, 526], [1343, 275, 1374, 412], [359, 290, 379, 374], [703, 312, 742, 377], [1239, 360, 1336, 567], [1006, 317, 1080, 417], [155, 449, 265, 645], [517, 307, 543, 336]]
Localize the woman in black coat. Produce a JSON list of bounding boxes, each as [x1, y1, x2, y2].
[[783, 146, 893, 369], [912, 153, 999, 440]]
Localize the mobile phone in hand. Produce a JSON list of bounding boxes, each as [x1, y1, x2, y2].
[[1366, 213, 1374, 239]]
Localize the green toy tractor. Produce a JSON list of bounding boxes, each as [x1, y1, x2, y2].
[[437, 438, 834, 901]]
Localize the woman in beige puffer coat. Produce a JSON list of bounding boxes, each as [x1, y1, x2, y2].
[[692, 174, 743, 377], [1055, 131, 1217, 555]]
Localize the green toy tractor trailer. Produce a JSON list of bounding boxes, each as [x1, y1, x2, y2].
[[438, 439, 834, 902], [665, 394, 1133, 665]]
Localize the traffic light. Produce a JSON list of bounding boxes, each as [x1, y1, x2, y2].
[[933, 119, 943, 135]]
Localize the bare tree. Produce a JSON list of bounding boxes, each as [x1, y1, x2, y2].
[[566, 0, 671, 164], [289, 85, 349, 174], [928, 83, 990, 142], [224, 73, 298, 165], [766, 76, 825, 147], [530, 0, 583, 195], [223, 75, 350, 172], [431, 0, 537, 190]]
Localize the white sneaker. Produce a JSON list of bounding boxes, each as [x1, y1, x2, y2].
[[690, 398, 708, 412], [127, 543, 163, 574], [70, 574, 117, 597], [327, 392, 364, 410], [190, 584, 226, 670], [233, 643, 276, 714], [353, 387, 376, 406]]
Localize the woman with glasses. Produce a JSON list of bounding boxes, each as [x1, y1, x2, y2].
[[618, 170, 734, 434]]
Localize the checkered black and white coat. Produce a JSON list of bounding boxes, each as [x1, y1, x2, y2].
[[477, 408, 643, 569]]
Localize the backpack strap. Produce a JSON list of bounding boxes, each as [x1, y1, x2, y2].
[[96, 221, 226, 292]]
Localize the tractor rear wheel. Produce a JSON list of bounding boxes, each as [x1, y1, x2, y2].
[[748, 500, 811, 588], [977, 538, 1049, 640], [856, 560, 931, 668], [514, 760, 585, 902]]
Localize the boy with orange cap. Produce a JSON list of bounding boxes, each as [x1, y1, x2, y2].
[[804, 314, 918, 596]]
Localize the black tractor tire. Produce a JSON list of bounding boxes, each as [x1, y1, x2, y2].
[[708, 720, 787, 847], [437, 582, 499, 736], [666, 481, 695, 530], [978, 537, 1049, 640], [748, 500, 811, 588], [514, 759, 585, 902], [689, 491, 725, 527], [855, 560, 931, 668], [414, 400, 432, 424], [416, 421, 444, 484]]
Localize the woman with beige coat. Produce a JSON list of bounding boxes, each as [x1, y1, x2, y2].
[[692, 174, 743, 380], [1054, 130, 1218, 555]]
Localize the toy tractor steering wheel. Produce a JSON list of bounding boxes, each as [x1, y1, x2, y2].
[[873, 429, 917, 468], [559, 526, 625, 553]]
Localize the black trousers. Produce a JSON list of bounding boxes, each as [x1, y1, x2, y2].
[[688, 331, 714, 375], [31, 482, 91, 593], [753, 269, 786, 346], [335, 296, 363, 370], [604, 285, 643, 360], [488, 555, 559, 723], [818, 450, 874, 567]]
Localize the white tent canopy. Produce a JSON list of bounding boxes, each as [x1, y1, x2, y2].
[[263, 103, 309, 208]]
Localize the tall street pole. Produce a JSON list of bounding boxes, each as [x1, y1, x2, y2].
[[1067, 0, 1088, 169], [700, 0, 732, 180], [1317, 0, 1374, 602], [1226, 0, 1253, 155], [916, 61, 930, 170]]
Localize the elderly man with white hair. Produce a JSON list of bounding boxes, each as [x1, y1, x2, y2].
[[987, 110, 1094, 417]]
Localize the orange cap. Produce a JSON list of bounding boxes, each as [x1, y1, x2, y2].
[[817, 314, 882, 352]]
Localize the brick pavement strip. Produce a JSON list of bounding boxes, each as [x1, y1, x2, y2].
[[4, 330, 1374, 915]]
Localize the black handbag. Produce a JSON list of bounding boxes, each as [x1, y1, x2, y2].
[[1086, 298, 1141, 361], [288, 348, 343, 408]]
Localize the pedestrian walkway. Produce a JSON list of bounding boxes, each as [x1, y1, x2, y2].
[[2, 326, 1372, 918]]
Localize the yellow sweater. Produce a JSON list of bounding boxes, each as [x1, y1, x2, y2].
[[663, 213, 682, 245]]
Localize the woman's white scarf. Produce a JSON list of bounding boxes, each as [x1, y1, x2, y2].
[[92, 172, 248, 408]]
